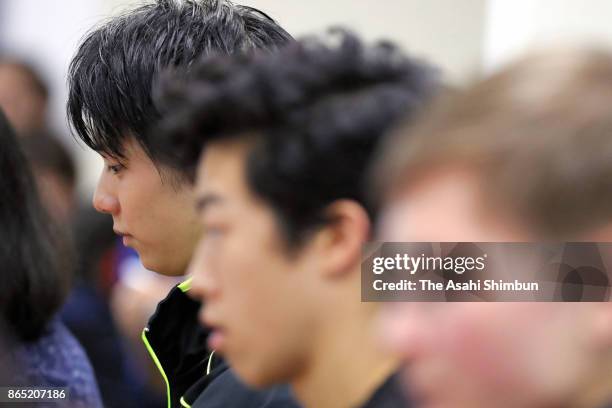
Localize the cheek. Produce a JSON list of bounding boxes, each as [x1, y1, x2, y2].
[[403, 305, 571, 408], [123, 172, 174, 227], [221, 255, 304, 384], [116, 181, 149, 226], [227, 257, 291, 334], [214, 232, 283, 324], [437, 306, 547, 394], [444, 316, 510, 377]]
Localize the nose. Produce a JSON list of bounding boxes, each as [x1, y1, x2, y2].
[[187, 239, 220, 302], [92, 175, 120, 215]]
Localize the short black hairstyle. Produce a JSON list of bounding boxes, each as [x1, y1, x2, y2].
[[0, 111, 68, 341], [67, 0, 292, 174], [155, 30, 438, 245]]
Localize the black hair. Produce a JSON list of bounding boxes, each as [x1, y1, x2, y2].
[[155, 30, 438, 245], [67, 0, 292, 176], [0, 111, 68, 341]]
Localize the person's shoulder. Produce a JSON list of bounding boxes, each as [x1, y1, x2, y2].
[[12, 318, 103, 407]]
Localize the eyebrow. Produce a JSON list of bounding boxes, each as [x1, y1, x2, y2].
[[195, 193, 224, 214], [100, 152, 127, 164]]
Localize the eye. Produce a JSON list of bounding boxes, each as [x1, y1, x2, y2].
[[107, 163, 124, 175], [204, 227, 225, 239], [201, 220, 228, 241]]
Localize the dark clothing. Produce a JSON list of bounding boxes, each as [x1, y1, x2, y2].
[[359, 372, 410, 408], [190, 360, 297, 408], [9, 317, 103, 408], [62, 282, 162, 408], [143, 281, 301, 408]]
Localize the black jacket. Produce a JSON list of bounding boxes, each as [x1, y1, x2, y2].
[[359, 372, 410, 408], [142, 280, 300, 408]]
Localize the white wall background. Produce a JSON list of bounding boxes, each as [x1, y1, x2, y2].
[[484, 0, 612, 71], [238, 0, 487, 83]]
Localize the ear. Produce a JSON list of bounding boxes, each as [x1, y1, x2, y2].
[[311, 199, 371, 280]]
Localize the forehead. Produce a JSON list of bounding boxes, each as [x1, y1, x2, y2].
[[99, 135, 144, 161], [379, 167, 528, 242], [103, 136, 186, 182], [195, 139, 253, 197]]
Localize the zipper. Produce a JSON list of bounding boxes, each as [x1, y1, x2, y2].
[[142, 326, 172, 408]]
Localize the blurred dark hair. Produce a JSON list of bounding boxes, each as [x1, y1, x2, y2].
[[20, 131, 76, 189], [0, 111, 68, 341], [0, 320, 15, 386], [67, 0, 292, 178], [155, 30, 438, 245]]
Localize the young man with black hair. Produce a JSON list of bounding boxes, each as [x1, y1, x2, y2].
[[154, 31, 438, 407], [66, 1, 298, 407]]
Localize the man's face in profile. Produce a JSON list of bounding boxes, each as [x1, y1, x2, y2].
[[377, 167, 611, 408], [188, 138, 322, 387], [92, 136, 202, 276]]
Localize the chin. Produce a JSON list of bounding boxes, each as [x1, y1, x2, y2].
[[231, 360, 278, 389], [242, 374, 277, 389], [138, 256, 184, 276]]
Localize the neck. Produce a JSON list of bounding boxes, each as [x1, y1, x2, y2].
[[291, 296, 398, 408]]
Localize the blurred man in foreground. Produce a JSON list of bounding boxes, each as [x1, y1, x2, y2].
[[155, 31, 438, 407], [372, 49, 612, 408]]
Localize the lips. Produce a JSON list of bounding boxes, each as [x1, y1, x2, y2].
[[113, 228, 132, 238], [200, 310, 227, 351], [208, 329, 227, 351], [113, 228, 134, 246]]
